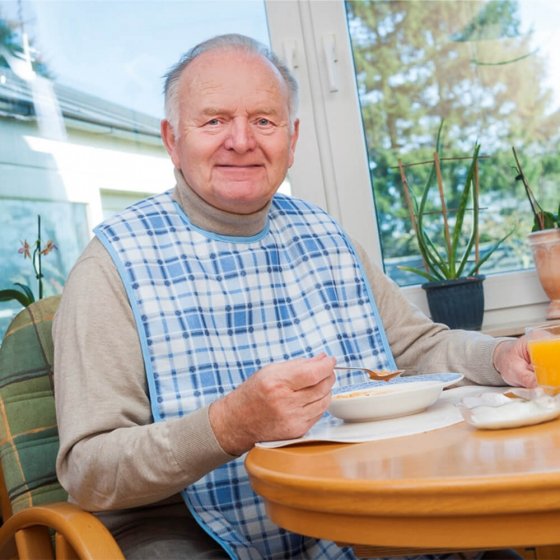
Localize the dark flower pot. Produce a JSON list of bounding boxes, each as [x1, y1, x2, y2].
[[422, 275, 486, 330]]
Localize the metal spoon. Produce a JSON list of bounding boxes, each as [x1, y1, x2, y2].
[[334, 366, 404, 382]]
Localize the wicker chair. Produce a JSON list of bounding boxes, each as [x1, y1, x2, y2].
[[0, 296, 124, 559]]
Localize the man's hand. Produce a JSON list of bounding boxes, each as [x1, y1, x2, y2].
[[492, 338, 537, 388], [209, 354, 336, 456]]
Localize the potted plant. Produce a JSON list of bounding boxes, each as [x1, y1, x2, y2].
[[512, 147, 560, 319], [0, 215, 57, 307], [397, 124, 510, 330]]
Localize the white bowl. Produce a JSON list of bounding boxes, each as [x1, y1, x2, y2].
[[328, 381, 443, 423]]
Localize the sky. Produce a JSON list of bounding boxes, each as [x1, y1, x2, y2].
[[0, 0, 270, 118], [517, 0, 560, 106]]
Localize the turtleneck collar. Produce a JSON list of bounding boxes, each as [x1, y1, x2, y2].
[[171, 168, 272, 237]]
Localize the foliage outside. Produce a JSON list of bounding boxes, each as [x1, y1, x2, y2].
[[346, 0, 560, 285], [0, 11, 52, 78]]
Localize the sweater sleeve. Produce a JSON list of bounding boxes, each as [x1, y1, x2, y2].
[[354, 242, 507, 386], [54, 238, 235, 512]]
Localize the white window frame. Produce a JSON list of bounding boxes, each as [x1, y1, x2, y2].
[[265, 0, 550, 330]]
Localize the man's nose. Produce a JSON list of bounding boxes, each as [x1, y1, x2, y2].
[[224, 118, 256, 152]]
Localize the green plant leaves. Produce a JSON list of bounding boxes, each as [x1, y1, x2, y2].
[[399, 123, 509, 282], [513, 146, 559, 231], [532, 211, 558, 232], [0, 285, 35, 307], [451, 143, 480, 278]]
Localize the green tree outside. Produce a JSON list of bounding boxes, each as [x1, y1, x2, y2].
[[346, 0, 560, 284]]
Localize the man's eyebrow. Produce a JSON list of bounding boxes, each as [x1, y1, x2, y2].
[[200, 107, 225, 116], [197, 106, 286, 120], [251, 107, 282, 116], [200, 107, 279, 115]]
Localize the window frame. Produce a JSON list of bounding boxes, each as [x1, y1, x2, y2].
[[266, 0, 550, 329]]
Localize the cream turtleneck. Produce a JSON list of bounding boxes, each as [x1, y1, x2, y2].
[[171, 168, 271, 237]]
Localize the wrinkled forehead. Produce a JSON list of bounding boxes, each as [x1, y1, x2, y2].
[[178, 48, 291, 109]]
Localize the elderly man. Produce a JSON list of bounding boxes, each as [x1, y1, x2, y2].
[[53, 34, 532, 559]]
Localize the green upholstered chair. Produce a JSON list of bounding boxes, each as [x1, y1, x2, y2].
[[0, 296, 124, 559]]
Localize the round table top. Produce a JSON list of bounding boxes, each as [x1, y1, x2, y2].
[[246, 416, 560, 548]]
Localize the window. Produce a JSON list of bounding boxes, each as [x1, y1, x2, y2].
[[0, 0, 269, 337], [267, 0, 556, 328], [1, 0, 555, 338], [345, 0, 560, 286], [0, 199, 87, 333]]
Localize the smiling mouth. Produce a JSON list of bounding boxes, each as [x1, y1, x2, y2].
[[214, 164, 264, 176], [216, 164, 262, 169]]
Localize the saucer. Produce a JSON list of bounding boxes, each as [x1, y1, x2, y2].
[[457, 390, 560, 430]]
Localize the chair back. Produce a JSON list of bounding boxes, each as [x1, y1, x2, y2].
[[0, 296, 67, 519]]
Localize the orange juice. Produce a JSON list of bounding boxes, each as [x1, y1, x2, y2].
[[527, 336, 560, 390]]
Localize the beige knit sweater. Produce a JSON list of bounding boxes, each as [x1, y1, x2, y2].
[[53, 171, 506, 529]]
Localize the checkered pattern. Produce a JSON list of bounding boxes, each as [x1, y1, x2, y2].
[[96, 192, 394, 559], [0, 296, 67, 515]]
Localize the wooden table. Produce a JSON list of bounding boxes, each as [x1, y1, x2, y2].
[[246, 415, 560, 558]]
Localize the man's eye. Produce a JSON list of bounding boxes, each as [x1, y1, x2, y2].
[[206, 118, 220, 126], [257, 118, 272, 127]]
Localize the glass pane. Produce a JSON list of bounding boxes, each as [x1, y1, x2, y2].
[[0, 199, 88, 337], [101, 189, 158, 221], [345, 0, 560, 285], [0, 0, 269, 336]]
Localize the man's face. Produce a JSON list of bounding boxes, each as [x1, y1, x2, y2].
[[162, 49, 299, 215]]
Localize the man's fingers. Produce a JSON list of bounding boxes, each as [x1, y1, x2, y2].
[[297, 373, 334, 405], [282, 355, 336, 391]]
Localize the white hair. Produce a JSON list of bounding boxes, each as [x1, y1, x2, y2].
[[162, 33, 299, 132]]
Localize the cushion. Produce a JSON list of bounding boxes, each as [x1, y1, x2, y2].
[[0, 296, 67, 514]]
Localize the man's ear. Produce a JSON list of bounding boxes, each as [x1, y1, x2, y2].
[[161, 119, 180, 168], [288, 118, 300, 168]]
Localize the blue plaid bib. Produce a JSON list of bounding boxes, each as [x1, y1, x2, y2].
[[95, 190, 395, 559]]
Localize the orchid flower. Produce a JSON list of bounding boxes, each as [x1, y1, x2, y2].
[[1, 215, 57, 307]]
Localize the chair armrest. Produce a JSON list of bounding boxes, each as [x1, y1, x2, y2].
[[0, 501, 125, 559]]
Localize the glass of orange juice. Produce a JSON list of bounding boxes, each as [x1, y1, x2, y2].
[[526, 324, 560, 394]]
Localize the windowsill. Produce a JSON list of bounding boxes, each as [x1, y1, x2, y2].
[[482, 318, 560, 338], [400, 269, 552, 332]]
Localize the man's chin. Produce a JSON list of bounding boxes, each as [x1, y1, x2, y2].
[[212, 184, 276, 214]]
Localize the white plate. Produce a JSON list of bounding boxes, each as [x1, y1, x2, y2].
[[457, 390, 560, 430], [328, 380, 444, 422]]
